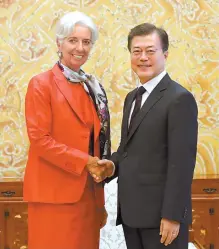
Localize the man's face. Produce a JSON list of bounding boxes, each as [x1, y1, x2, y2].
[[130, 32, 168, 83]]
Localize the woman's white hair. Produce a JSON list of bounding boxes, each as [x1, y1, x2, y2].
[[56, 11, 98, 44]]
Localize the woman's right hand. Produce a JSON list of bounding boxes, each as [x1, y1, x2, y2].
[[86, 156, 107, 182]]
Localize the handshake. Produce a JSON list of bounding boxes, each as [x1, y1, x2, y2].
[[86, 156, 115, 183]]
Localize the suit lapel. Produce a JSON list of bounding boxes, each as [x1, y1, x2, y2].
[[122, 89, 138, 138], [125, 74, 170, 145], [52, 64, 86, 125]]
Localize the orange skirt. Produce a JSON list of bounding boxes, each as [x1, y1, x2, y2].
[[27, 177, 103, 249]]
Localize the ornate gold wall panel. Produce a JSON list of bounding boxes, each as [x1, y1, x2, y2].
[[0, 0, 219, 178]]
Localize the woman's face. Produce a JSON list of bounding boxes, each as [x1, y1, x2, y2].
[[57, 24, 92, 71]]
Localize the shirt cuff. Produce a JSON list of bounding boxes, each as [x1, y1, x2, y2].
[[107, 161, 116, 178]]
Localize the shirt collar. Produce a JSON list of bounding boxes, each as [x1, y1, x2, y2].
[[138, 70, 167, 94]]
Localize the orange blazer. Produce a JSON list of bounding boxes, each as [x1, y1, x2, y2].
[[24, 64, 104, 206]]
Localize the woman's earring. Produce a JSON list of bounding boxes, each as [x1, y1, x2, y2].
[[57, 51, 63, 59]]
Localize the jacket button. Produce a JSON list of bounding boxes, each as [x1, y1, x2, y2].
[[123, 152, 128, 158], [183, 208, 187, 218]]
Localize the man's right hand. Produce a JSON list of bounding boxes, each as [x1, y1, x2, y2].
[[86, 156, 107, 181], [98, 159, 115, 179], [90, 159, 115, 183]]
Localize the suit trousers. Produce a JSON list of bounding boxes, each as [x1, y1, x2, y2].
[[122, 223, 188, 249]]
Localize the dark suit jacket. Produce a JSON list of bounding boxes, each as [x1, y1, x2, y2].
[[111, 73, 198, 228]]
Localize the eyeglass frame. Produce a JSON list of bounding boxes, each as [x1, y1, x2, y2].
[[131, 48, 165, 57]]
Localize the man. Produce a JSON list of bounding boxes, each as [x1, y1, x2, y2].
[[97, 23, 198, 249]]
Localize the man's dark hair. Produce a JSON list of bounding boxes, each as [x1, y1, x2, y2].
[[127, 23, 169, 52]]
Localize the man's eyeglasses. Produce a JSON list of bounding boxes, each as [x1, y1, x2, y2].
[[131, 48, 161, 57]]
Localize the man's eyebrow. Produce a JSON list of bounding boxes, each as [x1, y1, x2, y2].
[[132, 45, 155, 49]]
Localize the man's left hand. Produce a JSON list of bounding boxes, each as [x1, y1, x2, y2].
[[160, 218, 180, 246]]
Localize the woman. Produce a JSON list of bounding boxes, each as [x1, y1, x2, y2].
[[24, 11, 111, 249]]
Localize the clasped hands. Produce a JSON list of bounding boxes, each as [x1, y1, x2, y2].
[[86, 156, 114, 183]]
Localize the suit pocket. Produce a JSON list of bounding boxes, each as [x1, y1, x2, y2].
[[137, 174, 166, 185]]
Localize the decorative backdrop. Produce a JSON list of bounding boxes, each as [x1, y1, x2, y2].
[[0, 0, 219, 248]]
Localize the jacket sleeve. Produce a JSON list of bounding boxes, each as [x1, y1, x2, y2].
[[161, 91, 198, 223], [25, 76, 89, 176], [107, 93, 130, 182]]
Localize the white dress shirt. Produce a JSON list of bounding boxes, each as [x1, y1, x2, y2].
[[128, 70, 167, 126]]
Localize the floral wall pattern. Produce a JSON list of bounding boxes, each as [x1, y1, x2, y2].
[[0, 1, 219, 177]]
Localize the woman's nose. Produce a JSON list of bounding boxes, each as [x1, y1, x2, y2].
[[75, 41, 84, 51]]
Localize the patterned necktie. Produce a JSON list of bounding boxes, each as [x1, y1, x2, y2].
[[129, 86, 146, 132]]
